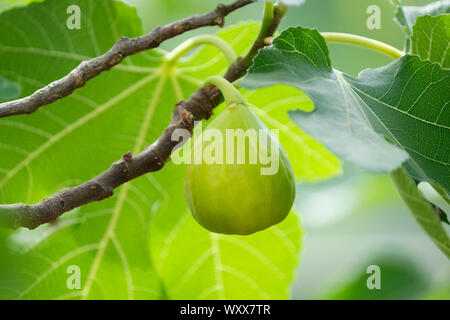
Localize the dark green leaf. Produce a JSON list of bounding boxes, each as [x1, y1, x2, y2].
[[345, 56, 450, 195], [242, 27, 409, 173], [243, 26, 450, 195]]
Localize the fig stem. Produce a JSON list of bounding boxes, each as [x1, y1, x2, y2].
[[165, 34, 237, 66], [203, 75, 247, 106], [321, 32, 404, 59]]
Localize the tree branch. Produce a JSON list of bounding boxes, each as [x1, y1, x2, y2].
[[0, 2, 286, 230], [0, 0, 255, 119]]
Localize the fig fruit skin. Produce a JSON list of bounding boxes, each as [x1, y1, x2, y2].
[[184, 103, 295, 235]]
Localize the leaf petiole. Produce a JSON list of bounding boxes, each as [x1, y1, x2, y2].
[[165, 34, 237, 66], [321, 32, 404, 59], [203, 75, 247, 107]]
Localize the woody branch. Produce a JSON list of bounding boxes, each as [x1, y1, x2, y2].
[[0, 1, 287, 229]]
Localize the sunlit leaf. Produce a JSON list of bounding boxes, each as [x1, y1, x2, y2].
[[0, 0, 339, 299], [0, 0, 163, 300], [150, 203, 302, 299], [411, 14, 450, 68]]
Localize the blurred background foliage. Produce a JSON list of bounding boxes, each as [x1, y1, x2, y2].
[[0, 0, 448, 299]]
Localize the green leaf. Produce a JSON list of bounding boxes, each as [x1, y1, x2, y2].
[[242, 27, 409, 173], [150, 204, 301, 299], [411, 14, 450, 68], [243, 26, 450, 195], [390, 168, 450, 258], [0, 1, 334, 299], [0, 0, 162, 300], [0, 75, 21, 102], [394, 0, 450, 36], [345, 56, 450, 195], [0, 0, 41, 13]]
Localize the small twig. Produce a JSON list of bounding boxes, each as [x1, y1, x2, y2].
[[0, 0, 255, 119], [0, 2, 286, 230], [223, 2, 288, 78]]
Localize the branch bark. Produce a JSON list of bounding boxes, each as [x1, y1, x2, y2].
[[0, 0, 255, 119], [0, 2, 286, 230]]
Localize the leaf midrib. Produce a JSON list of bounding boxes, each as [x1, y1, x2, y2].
[[350, 75, 450, 130], [0, 44, 158, 73], [80, 74, 167, 300], [0, 71, 161, 191]]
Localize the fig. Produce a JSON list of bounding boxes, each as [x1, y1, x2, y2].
[[184, 76, 295, 235]]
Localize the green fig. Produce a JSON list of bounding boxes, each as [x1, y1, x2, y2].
[[184, 77, 295, 235]]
